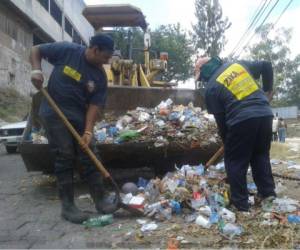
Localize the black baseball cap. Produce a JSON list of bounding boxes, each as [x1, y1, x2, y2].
[[90, 33, 114, 52]]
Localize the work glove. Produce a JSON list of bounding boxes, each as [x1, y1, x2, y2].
[[31, 70, 44, 90]]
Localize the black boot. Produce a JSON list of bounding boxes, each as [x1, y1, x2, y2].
[[58, 180, 90, 224], [87, 173, 119, 214]]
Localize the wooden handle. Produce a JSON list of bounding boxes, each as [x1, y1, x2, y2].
[[205, 146, 224, 170], [41, 88, 111, 178]]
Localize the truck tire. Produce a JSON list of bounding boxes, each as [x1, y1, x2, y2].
[[6, 146, 17, 154]]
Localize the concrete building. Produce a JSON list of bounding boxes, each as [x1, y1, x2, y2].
[[0, 0, 94, 96]]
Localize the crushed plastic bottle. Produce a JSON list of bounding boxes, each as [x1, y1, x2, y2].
[[168, 112, 181, 121], [195, 164, 205, 176], [191, 197, 207, 209], [199, 205, 212, 217], [166, 179, 178, 193], [215, 161, 225, 171], [145, 181, 160, 203], [209, 211, 219, 224], [195, 215, 211, 228], [223, 190, 230, 207], [287, 215, 300, 224], [219, 207, 236, 223], [107, 126, 118, 137], [144, 200, 169, 214], [83, 214, 113, 227], [170, 200, 181, 214], [159, 207, 172, 220], [273, 197, 298, 213], [220, 222, 243, 238], [138, 112, 151, 122], [185, 213, 198, 223], [141, 222, 158, 232]]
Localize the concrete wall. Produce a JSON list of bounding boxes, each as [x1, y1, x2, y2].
[[9, 0, 93, 43], [0, 4, 33, 95], [0, 0, 94, 96]]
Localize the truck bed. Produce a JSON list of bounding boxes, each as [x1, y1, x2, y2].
[[20, 86, 221, 177]]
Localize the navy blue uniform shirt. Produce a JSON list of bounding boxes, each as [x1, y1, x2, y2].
[[205, 61, 273, 128], [39, 42, 107, 125]]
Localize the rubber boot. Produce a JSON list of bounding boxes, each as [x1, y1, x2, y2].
[[58, 182, 90, 224], [87, 173, 118, 214]]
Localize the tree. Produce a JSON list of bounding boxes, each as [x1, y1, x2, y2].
[[111, 24, 194, 83], [151, 24, 194, 82], [111, 27, 144, 63], [247, 24, 300, 107], [192, 0, 231, 57]]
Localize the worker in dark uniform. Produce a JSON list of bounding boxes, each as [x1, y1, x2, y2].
[[29, 34, 115, 223], [195, 56, 276, 211]]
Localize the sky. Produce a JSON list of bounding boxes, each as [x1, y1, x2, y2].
[[84, 0, 300, 56], [84, 0, 300, 88]]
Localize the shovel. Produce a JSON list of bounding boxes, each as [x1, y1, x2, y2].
[[205, 145, 224, 171], [40, 88, 143, 216]]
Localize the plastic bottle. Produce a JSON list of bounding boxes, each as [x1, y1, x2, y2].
[[221, 223, 242, 237], [170, 200, 181, 214], [145, 181, 160, 203], [159, 207, 172, 220], [195, 164, 205, 175], [83, 214, 113, 227], [108, 126, 118, 137], [208, 192, 219, 212], [195, 215, 211, 228], [223, 190, 230, 207], [199, 205, 212, 217], [287, 215, 300, 224], [144, 200, 169, 213], [219, 207, 236, 223], [96, 130, 107, 142], [209, 211, 219, 224]]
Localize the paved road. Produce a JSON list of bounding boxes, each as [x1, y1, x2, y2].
[[0, 144, 141, 249]]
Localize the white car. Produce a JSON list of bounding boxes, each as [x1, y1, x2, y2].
[[0, 121, 27, 153]]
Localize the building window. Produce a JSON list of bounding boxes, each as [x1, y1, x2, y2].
[[72, 30, 81, 44], [38, 0, 49, 11], [64, 17, 73, 37], [6, 18, 17, 40], [0, 13, 6, 33], [9, 72, 15, 85], [33, 34, 45, 45], [50, 0, 62, 26]]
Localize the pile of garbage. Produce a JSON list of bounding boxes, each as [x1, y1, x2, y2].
[[99, 161, 299, 240], [94, 98, 220, 147], [82, 161, 300, 247], [117, 162, 244, 238]]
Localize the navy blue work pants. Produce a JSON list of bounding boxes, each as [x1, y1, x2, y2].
[[41, 114, 99, 182], [224, 116, 276, 211]]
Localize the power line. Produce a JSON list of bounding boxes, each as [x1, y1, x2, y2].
[[268, 0, 294, 33], [229, 0, 268, 57], [231, 0, 275, 58], [235, 0, 280, 58]]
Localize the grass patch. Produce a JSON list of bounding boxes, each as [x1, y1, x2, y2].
[[0, 87, 31, 122], [270, 142, 292, 160]]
